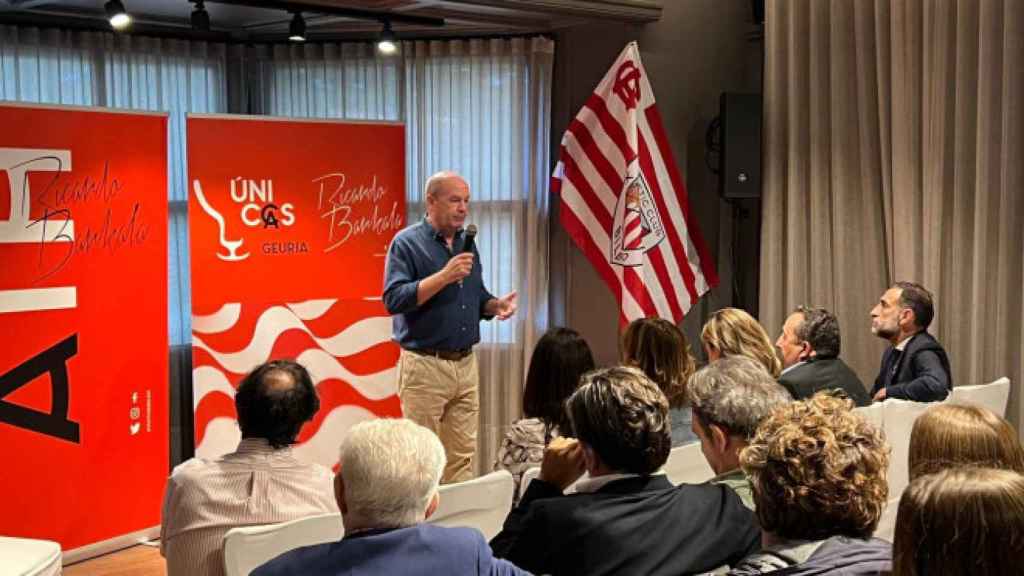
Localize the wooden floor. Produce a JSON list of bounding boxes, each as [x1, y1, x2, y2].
[[64, 544, 165, 576]]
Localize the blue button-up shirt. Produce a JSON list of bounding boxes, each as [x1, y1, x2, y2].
[[383, 218, 495, 351]]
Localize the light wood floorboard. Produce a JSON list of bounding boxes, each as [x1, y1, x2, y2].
[[64, 544, 165, 576]]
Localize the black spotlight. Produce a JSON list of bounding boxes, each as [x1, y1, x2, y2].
[[288, 12, 306, 42], [191, 0, 210, 31], [105, 0, 130, 29], [377, 21, 397, 54]]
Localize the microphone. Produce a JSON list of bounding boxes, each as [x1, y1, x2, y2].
[[463, 224, 478, 254]]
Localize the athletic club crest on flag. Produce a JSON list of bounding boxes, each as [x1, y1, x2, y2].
[[611, 171, 665, 266], [551, 42, 718, 326]]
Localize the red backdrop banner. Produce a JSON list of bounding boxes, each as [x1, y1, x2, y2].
[[187, 115, 405, 468], [0, 103, 169, 549]]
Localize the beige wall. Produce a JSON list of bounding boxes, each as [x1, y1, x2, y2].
[[550, 1, 763, 365]]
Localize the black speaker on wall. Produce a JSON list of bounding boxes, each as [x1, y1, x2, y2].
[[718, 92, 762, 199]]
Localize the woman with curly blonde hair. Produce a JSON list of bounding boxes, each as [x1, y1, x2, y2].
[[727, 393, 891, 575], [622, 317, 698, 445], [892, 467, 1024, 576], [908, 403, 1024, 481], [701, 308, 782, 378]]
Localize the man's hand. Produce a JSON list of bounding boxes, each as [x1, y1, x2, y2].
[[538, 437, 586, 491], [873, 388, 887, 402], [486, 290, 518, 320], [441, 252, 474, 284]]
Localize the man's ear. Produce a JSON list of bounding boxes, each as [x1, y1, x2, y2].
[[899, 307, 916, 330], [799, 341, 813, 361], [334, 473, 348, 515], [424, 491, 440, 520], [710, 423, 730, 454]]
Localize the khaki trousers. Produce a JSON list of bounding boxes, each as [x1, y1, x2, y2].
[[397, 348, 479, 484]]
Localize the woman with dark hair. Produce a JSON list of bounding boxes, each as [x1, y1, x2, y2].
[[892, 467, 1024, 576], [494, 327, 595, 497], [621, 317, 698, 445]]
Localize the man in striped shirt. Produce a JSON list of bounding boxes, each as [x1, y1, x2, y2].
[[160, 360, 338, 576]]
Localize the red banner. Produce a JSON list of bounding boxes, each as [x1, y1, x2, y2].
[[188, 115, 405, 468], [0, 103, 169, 549]]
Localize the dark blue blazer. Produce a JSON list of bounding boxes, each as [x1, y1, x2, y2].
[[252, 523, 530, 576], [871, 331, 952, 402]]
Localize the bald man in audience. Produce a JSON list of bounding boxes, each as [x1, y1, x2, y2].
[[491, 366, 759, 576], [870, 282, 952, 402], [252, 419, 529, 576], [160, 360, 337, 576], [688, 356, 792, 509], [775, 306, 870, 406]]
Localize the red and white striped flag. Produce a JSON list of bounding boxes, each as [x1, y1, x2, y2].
[[552, 42, 718, 327]]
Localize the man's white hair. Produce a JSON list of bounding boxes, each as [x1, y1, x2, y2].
[[424, 170, 464, 198], [339, 418, 446, 528]]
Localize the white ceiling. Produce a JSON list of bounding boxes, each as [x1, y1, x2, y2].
[[0, 0, 664, 40]]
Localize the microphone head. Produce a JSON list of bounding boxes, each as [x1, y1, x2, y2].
[[465, 224, 478, 239]]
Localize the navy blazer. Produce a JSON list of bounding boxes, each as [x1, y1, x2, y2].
[[491, 475, 759, 576], [252, 524, 530, 576], [871, 331, 952, 402]]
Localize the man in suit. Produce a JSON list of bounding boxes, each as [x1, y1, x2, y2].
[[688, 356, 793, 509], [490, 366, 760, 576], [775, 306, 871, 406], [252, 418, 529, 576], [870, 281, 952, 402]]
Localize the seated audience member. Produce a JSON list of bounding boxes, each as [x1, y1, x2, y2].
[[253, 418, 529, 576], [161, 360, 337, 576], [892, 467, 1024, 576], [687, 356, 792, 509], [491, 366, 759, 576], [494, 327, 594, 499], [869, 281, 952, 402], [728, 393, 891, 575], [622, 317, 699, 445], [908, 403, 1024, 481], [775, 306, 870, 406], [701, 307, 782, 377]]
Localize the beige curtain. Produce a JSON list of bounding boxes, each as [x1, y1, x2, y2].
[[761, 0, 1024, 433]]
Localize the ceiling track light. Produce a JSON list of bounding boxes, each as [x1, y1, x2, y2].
[[288, 11, 306, 42], [377, 20, 397, 55], [191, 0, 210, 31], [105, 0, 131, 30]]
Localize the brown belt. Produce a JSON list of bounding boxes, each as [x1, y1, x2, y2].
[[406, 347, 473, 361]]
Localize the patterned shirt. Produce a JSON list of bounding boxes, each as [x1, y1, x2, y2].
[[160, 438, 338, 576], [493, 418, 557, 502]]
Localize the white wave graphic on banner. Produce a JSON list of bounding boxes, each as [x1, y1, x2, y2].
[[296, 348, 397, 401], [192, 307, 392, 373], [193, 366, 236, 409], [191, 350, 397, 409], [192, 303, 242, 334], [195, 417, 241, 461], [292, 405, 378, 468], [286, 299, 337, 321]]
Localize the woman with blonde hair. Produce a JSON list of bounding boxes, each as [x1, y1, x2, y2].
[[908, 403, 1024, 481], [622, 317, 698, 445], [701, 308, 782, 378], [892, 467, 1024, 576]]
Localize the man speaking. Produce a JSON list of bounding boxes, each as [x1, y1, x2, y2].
[[383, 171, 517, 484]]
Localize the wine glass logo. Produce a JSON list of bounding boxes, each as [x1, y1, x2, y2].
[[192, 179, 249, 261]]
